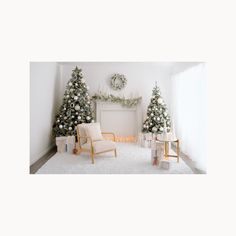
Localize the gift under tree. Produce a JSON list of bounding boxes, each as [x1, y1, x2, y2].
[[142, 83, 171, 134], [53, 66, 94, 137]]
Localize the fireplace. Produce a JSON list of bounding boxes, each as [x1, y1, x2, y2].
[[96, 102, 142, 141]]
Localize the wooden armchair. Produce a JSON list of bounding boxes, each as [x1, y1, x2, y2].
[[76, 123, 117, 164]]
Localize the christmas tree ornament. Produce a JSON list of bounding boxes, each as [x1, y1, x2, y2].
[[158, 98, 163, 104], [59, 125, 63, 129], [69, 127, 72, 130], [86, 116, 91, 120], [75, 112, 78, 115], [152, 127, 157, 132], [75, 105, 80, 110], [64, 116, 67, 120], [64, 107, 66, 110], [77, 116, 81, 120], [69, 82, 72, 86]]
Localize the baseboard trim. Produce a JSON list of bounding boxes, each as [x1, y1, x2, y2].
[[171, 143, 206, 174], [30, 145, 57, 174]]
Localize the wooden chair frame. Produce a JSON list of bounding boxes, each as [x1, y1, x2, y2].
[[77, 126, 117, 164]]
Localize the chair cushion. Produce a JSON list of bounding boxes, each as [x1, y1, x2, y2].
[[81, 140, 116, 154], [77, 123, 103, 144], [84, 123, 103, 141]]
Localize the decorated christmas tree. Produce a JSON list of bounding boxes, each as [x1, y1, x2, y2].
[[142, 83, 171, 133], [53, 67, 94, 137]]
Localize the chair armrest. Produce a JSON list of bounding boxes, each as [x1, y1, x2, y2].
[[102, 132, 116, 141]]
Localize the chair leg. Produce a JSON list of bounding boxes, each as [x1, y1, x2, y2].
[[177, 140, 180, 163], [114, 149, 117, 157], [91, 151, 95, 164]]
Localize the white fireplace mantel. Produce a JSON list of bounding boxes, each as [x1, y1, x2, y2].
[[96, 102, 142, 137]]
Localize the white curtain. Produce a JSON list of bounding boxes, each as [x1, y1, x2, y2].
[[171, 63, 207, 172]]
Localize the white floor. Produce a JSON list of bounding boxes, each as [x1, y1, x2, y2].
[[36, 143, 193, 174]]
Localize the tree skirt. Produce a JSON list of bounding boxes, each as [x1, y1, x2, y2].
[[36, 143, 193, 174]]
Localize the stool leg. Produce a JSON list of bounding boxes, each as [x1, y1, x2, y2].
[[177, 140, 180, 163]]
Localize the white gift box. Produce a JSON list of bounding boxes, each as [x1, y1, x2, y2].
[[151, 141, 164, 166], [160, 160, 170, 170], [56, 137, 67, 153], [66, 136, 75, 154]]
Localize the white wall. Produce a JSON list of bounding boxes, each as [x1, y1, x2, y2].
[[60, 62, 172, 121], [171, 63, 207, 172], [30, 62, 61, 164]]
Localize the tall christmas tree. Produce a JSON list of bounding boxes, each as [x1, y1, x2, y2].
[[142, 83, 171, 133], [53, 67, 94, 137]]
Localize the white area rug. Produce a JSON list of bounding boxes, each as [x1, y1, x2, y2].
[[36, 143, 193, 174]]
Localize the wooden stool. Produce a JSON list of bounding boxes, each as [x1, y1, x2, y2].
[[157, 133, 180, 163]]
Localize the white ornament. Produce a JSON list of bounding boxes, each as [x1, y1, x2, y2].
[[74, 96, 78, 100], [86, 116, 91, 120], [152, 127, 157, 132], [70, 88, 73, 92], [75, 83, 78, 86], [75, 105, 80, 110], [157, 117, 160, 121], [57, 119, 60, 123], [164, 112, 167, 117], [59, 125, 63, 129], [64, 116, 67, 120], [81, 78, 85, 83], [76, 112, 78, 115], [77, 116, 81, 120], [66, 95, 69, 98], [74, 121, 77, 124], [91, 120, 94, 123], [151, 113, 154, 116], [69, 127, 72, 130], [79, 72, 83, 77], [159, 127, 164, 131], [69, 82, 72, 86], [71, 116, 74, 118], [158, 98, 163, 104], [64, 107, 66, 110]]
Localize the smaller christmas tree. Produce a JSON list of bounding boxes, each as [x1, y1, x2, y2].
[[52, 67, 94, 137], [142, 83, 171, 133]]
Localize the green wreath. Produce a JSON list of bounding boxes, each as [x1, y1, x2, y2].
[[110, 74, 127, 90]]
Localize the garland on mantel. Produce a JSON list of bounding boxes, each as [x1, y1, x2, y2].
[[91, 92, 142, 107]]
